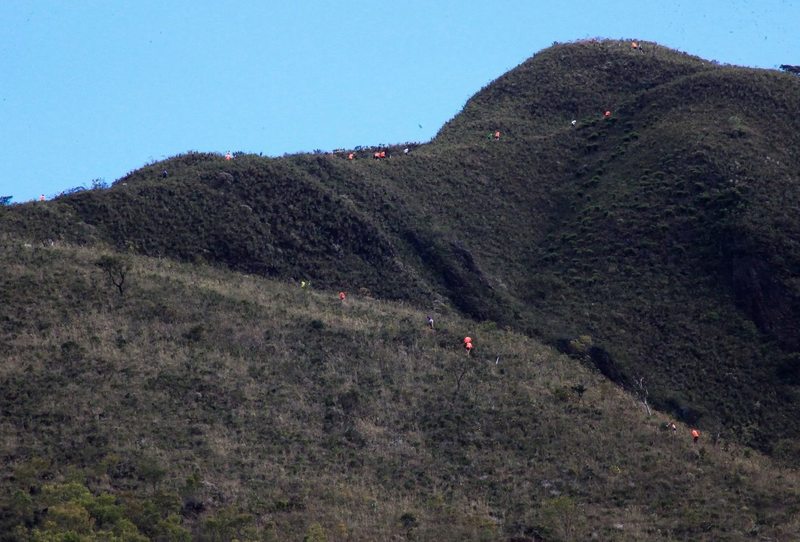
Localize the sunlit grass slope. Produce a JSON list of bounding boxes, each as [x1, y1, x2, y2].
[[1, 239, 800, 541]]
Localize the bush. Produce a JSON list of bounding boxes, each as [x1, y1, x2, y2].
[[304, 522, 328, 542]]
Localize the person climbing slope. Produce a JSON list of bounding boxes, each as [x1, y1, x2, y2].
[[463, 336, 473, 355]]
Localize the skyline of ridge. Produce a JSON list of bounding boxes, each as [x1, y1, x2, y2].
[[1, 1, 798, 202]]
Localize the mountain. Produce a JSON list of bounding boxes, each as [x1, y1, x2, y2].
[[2, 38, 800, 538]]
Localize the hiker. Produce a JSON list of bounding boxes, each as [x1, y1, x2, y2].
[[494, 130, 501, 141], [403, 147, 409, 155], [338, 291, 346, 302], [301, 280, 309, 289], [604, 111, 612, 119], [347, 153, 354, 160], [162, 169, 168, 178], [465, 341, 474, 355], [373, 151, 380, 160], [571, 119, 577, 126], [631, 41, 639, 50], [668, 421, 677, 433], [426, 315, 434, 329], [39, 194, 45, 201], [691, 428, 700, 443], [379, 150, 386, 159], [225, 151, 233, 160]]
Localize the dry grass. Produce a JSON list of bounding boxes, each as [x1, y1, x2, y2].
[[1, 240, 799, 540]]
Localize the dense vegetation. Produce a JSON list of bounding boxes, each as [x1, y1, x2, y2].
[[2, 39, 800, 539]]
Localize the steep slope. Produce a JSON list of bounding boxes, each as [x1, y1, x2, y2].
[[1, 239, 799, 541], [2, 39, 799, 452], [387, 40, 800, 448]]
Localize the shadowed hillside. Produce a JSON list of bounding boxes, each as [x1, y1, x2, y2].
[[2, 39, 799, 456], [1, 239, 799, 541]]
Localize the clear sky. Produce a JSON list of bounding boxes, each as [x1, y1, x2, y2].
[[1, 1, 797, 202]]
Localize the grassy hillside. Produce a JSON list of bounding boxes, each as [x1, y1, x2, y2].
[[2, 239, 800, 541], [1, 38, 799, 456]]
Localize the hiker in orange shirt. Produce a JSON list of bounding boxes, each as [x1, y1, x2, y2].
[[691, 429, 700, 443]]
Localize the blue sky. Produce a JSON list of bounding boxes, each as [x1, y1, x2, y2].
[[1, 1, 797, 202]]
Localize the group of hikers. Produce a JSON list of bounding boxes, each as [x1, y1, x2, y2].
[[667, 421, 702, 443], [304, 281, 705, 445], [214, 108, 620, 166], [361, 147, 411, 160]]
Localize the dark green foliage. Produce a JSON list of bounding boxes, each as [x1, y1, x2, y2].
[[780, 64, 800, 76], [776, 353, 800, 386], [90, 178, 108, 190]]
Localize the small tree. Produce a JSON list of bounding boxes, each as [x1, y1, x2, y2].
[[571, 383, 587, 401], [542, 495, 579, 541], [137, 457, 166, 493], [779, 64, 800, 76], [0, 195, 12, 205], [304, 522, 328, 542], [96, 255, 131, 296], [633, 376, 651, 416], [90, 178, 108, 190], [453, 358, 473, 398]]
